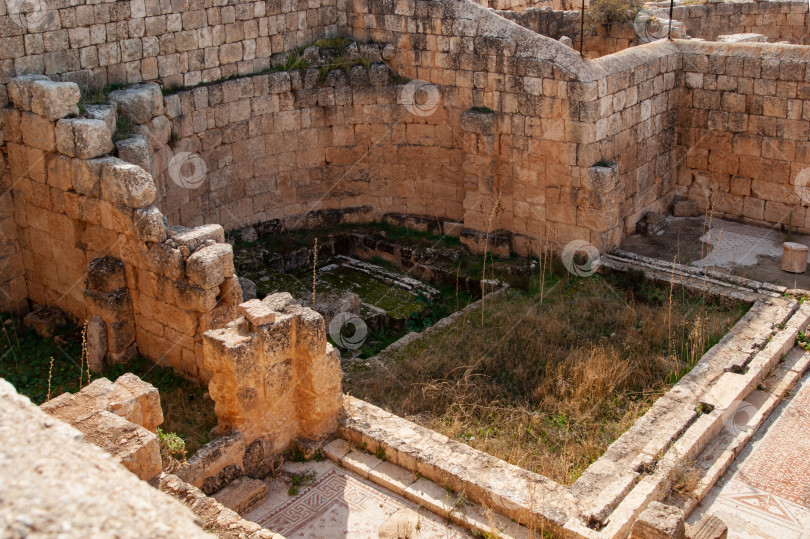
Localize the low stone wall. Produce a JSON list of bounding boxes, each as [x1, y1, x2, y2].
[[3, 75, 241, 379]]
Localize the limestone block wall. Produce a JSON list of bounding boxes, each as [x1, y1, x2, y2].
[[587, 41, 681, 237], [344, 0, 632, 251], [3, 75, 241, 379], [152, 57, 467, 232], [0, 0, 341, 105], [497, 8, 642, 58], [664, 0, 810, 44], [202, 292, 342, 452], [0, 143, 26, 314], [676, 40, 810, 233]]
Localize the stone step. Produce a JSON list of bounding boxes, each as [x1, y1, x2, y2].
[[212, 476, 268, 516]]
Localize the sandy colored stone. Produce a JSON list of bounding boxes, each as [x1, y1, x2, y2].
[[29, 80, 80, 120], [86, 315, 107, 374], [100, 158, 156, 208], [781, 242, 808, 274], [0, 379, 212, 538], [186, 243, 234, 289], [109, 83, 164, 124], [116, 134, 153, 171], [55, 118, 114, 159], [239, 299, 277, 326], [172, 224, 226, 252], [630, 502, 685, 539], [211, 476, 268, 515]]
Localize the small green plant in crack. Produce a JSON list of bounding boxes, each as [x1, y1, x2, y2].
[[315, 36, 353, 50], [798, 330, 810, 350], [593, 159, 613, 167], [284, 445, 308, 463], [375, 446, 387, 461], [288, 470, 318, 496], [113, 116, 135, 142], [157, 427, 187, 463]]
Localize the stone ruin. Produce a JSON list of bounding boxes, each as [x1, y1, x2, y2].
[[1, 0, 810, 535]]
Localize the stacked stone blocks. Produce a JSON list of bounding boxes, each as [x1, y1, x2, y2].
[[202, 292, 343, 455], [3, 75, 240, 379]]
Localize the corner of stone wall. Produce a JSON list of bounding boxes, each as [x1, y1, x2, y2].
[[202, 292, 343, 457], [4, 75, 241, 380]]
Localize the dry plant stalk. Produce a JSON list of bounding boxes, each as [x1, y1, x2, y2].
[[79, 321, 88, 389], [481, 193, 502, 324], [312, 237, 318, 308], [46, 356, 54, 402]]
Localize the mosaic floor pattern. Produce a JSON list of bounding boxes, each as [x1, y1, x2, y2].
[[689, 370, 810, 538], [245, 460, 469, 538], [694, 220, 810, 269]]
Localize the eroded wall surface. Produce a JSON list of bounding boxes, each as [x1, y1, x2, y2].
[[677, 40, 810, 229]]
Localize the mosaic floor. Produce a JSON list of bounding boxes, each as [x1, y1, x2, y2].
[[694, 220, 809, 270], [689, 370, 810, 538], [245, 460, 470, 538]]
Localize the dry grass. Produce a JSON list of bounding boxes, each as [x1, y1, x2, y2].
[[345, 267, 748, 485]]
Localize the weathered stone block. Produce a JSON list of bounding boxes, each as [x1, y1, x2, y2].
[[71, 410, 162, 480], [134, 206, 168, 243], [55, 118, 114, 159], [100, 158, 156, 208], [23, 306, 67, 338], [107, 319, 137, 355], [636, 212, 667, 236], [782, 242, 808, 273], [172, 224, 226, 253], [239, 299, 277, 326], [175, 431, 246, 489], [211, 476, 268, 515], [84, 103, 117, 134], [84, 288, 133, 323], [7, 74, 50, 111], [108, 373, 163, 432], [29, 80, 80, 120], [115, 135, 152, 171], [109, 83, 164, 124], [673, 199, 699, 217], [186, 243, 234, 289], [173, 279, 219, 312], [86, 315, 107, 374], [147, 242, 185, 280], [86, 256, 126, 292], [630, 501, 685, 539]]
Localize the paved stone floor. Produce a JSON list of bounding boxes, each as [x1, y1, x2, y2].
[[689, 371, 810, 538], [245, 460, 471, 538], [619, 216, 810, 289]]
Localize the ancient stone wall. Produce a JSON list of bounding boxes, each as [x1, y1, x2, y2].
[[202, 292, 343, 452], [152, 48, 468, 232], [665, 0, 810, 44], [0, 144, 26, 314], [676, 40, 810, 232], [0, 0, 341, 103], [3, 76, 240, 378], [587, 41, 681, 236], [497, 8, 642, 58]]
